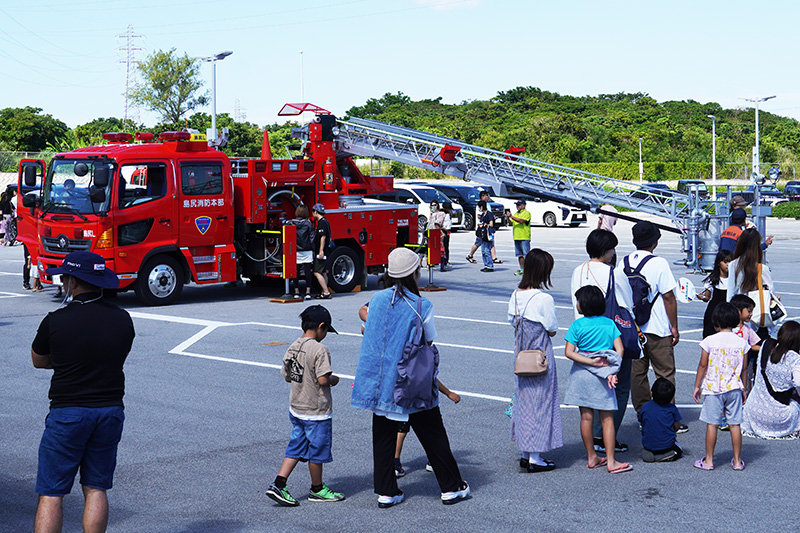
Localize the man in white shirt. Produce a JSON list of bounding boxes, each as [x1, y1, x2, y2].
[[621, 222, 685, 432]]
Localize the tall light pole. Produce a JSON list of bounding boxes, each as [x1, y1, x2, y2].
[[741, 95, 776, 241], [200, 50, 233, 142], [707, 115, 716, 200], [638, 137, 643, 184]]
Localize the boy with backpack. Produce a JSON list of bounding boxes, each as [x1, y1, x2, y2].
[[620, 221, 686, 432]]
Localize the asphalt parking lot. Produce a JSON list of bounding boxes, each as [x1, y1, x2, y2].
[[2, 214, 800, 532]]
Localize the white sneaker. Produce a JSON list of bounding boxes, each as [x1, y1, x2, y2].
[[378, 491, 404, 509], [441, 481, 470, 505]]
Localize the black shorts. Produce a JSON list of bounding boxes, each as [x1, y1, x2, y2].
[[313, 257, 328, 274]]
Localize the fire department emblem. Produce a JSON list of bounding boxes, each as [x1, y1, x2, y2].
[[194, 216, 212, 235]]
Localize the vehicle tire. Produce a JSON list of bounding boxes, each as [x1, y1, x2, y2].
[[134, 255, 184, 306], [417, 215, 428, 234], [327, 246, 362, 293], [464, 212, 475, 231], [543, 212, 557, 227]]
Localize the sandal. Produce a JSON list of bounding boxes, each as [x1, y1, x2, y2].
[[587, 457, 607, 469], [314, 293, 332, 299], [493, 258, 503, 264], [693, 457, 714, 471], [608, 463, 633, 474], [731, 458, 745, 471], [465, 255, 477, 264]]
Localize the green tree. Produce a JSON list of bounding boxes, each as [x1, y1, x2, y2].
[[0, 107, 68, 151], [74, 117, 132, 146], [129, 49, 208, 123]]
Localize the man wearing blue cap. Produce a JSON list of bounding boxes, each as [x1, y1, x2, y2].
[[31, 251, 135, 533]]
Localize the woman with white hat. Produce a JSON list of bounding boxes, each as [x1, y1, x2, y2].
[[352, 247, 469, 508]]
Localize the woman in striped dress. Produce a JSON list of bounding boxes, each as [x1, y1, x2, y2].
[[507, 249, 563, 472]]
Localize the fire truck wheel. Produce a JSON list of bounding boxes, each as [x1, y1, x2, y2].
[[327, 246, 361, 294], [135, 255, 184, 306], [543, 211, 558, 227]]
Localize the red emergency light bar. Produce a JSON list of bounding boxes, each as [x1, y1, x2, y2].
[[103, 132, 133, 142], [135, 132, 154, 142], [278, 103, 332, 116], [160, 131, 191, 141], [439, 144, 461, 162]]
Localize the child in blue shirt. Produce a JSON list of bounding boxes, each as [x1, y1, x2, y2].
[[639, 377, 683, 462], [564, 286, 631, 474]]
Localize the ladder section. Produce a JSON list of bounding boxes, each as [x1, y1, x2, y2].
[[335, 117, 709, 229]]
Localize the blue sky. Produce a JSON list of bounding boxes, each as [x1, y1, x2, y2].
[[1, 0, 797, 128]]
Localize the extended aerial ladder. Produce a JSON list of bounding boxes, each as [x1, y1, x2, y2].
[[313, 116, 740, 271]]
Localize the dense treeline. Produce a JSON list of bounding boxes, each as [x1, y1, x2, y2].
[[3, 87, 800, 181]]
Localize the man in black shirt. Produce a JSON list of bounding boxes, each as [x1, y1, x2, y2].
[[31, 251, 135, 533], [312, 203, 332, 299]]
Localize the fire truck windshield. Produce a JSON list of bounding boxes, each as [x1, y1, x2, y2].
[[42, 159, 114, 216]]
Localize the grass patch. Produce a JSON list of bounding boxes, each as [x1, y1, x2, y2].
[[770, 202, 800, 219]]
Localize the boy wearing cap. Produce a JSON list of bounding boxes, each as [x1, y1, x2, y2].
[[720, 207, 773, 252], [509, 199, 531, 275], [619, 222, 685, 433], [312, 204, 332, 299], [31, 251, 135, 532], [266, 305, 344, 506]]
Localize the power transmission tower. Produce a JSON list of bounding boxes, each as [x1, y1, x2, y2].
[[234, 98, 247, 122], [116, 24, 144, 126]]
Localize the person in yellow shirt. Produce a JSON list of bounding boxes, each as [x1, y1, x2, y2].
[[509, 199, 532, 275]]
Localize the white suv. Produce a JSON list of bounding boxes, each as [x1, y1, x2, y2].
[[370, 184, 465, 232]]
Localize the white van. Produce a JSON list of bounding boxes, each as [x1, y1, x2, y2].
[[369, 184, 465, 232]]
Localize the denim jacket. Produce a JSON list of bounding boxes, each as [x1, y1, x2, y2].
[[351, 287, 438, 415]]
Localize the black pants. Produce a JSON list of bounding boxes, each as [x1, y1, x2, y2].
[[372, 406, 462, 496], [22, 245, 30, 285], [441, 232, 450, 269], [290, 262, 313, 293]]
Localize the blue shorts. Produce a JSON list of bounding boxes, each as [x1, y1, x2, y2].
[[699, 390, 744, 426], [514, 240, 531, 258], [36, 406, 125, 496], [473, 236, 495, 249], [285, 413, 333, 464]]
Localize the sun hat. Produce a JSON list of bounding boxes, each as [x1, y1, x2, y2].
[[46, 251, 119, 289], [387, 247, 419, 278], [632, 221, 661, 249]]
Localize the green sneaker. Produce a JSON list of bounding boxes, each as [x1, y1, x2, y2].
[[266, 483, 299, 507], [514, 269, 524, 276], [308, 484, 345, 502]]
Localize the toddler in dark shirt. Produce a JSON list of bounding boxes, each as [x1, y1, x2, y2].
[[638, 378, 684, 462]]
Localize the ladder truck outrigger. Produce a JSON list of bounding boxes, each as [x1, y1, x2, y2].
[[330, 117, 764, 271], [15, 104, 419, 306]]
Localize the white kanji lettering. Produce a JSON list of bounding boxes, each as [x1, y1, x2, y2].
[[183, 200, 189, 208], [190, 199, 197, 207]]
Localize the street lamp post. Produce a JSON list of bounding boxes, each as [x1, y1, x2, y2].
[[741, 95, 776, 240], [638, 137, 643, 185], [200, 50, 233, 143], [707, 115, 716, 200]]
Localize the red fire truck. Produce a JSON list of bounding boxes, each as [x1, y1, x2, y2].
[[16, 104, 418, 305]]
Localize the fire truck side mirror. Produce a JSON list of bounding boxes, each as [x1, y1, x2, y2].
[[23, 165, 38, 187], [93, 166, 110, 188], [89, 186, 106, 204], [22, 192, 38, 208]]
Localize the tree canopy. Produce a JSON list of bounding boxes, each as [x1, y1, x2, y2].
[[0, 107, 68, 151], [129, 48, 208, 124]]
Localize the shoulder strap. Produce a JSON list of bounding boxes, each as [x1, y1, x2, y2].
[[757, 264, 766, 328], [632, 253, 656, 274], [413, 296, 425, 344]]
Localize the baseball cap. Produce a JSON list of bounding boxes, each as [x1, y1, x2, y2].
[[731, 195, 748, 207], [301, 304, 338, 333], [47, 251, 120, 289], [312, 203, 326, 214], [515, 199, 526, 205]]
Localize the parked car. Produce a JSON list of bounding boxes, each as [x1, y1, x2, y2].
[[426, 182, 504, 230], [676, 179, 709, 198], [630, 183, 673, 200], [368, 184, 464, 232], [783, 181, 800, 201], [494, 196, 587, 228], [738, 184, 784, 206]]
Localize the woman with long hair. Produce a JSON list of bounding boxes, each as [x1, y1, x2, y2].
[[742, 321, 800, 439], [727, 228, 776, 338], [352, 247, 469, 508], [507, 249, 563, 472]]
